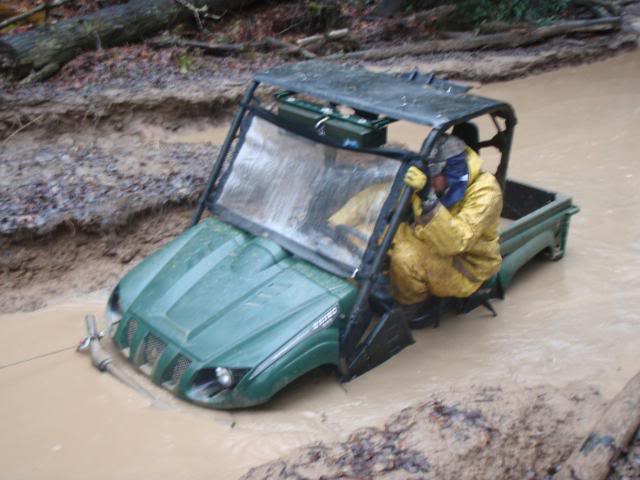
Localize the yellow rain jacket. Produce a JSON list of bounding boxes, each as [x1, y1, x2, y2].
[[328, 182, 389, 247], [390, 148, 502, 304]]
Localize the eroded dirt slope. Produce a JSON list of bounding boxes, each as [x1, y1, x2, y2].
[[242, 384, 605, 480], [1, 206, 192, 312], [0, 80, 243, 236]]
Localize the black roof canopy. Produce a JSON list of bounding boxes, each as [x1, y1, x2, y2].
[[254, 61, 515, 129]]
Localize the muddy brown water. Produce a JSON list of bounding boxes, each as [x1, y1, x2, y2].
[[1, 52, 639, 479]]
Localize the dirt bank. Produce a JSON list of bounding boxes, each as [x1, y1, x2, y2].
[[1, 206, 193, 312], [242, 384, 605, 480], [369, 30, 638, 82], [0, 80, 242, 237]]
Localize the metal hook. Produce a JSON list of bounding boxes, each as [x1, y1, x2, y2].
[[314, 116, 330, 136]]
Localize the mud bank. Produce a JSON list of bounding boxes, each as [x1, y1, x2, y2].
[[0, 81, 240, 237], [242, 385, 605, 480], [0, 78, 246, 139], [1, 206, 192, 312], [366, 28, 639, 82]]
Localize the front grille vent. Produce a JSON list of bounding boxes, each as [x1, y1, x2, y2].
[[143, 333, 166, 368], [126, 319, 138, 346], [171, 356, 192, 386]]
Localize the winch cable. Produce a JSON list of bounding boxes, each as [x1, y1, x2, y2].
[[0, 345, 76, 370], [78, 314, 165, 407]]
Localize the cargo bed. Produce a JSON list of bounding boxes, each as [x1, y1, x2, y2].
[[498, 180, 579, 291]]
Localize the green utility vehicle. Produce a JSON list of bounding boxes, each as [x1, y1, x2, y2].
[[105, 62, 578, 408]]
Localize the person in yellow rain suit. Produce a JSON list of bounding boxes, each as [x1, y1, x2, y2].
[[391, 133, 503, 309], [329, 131, 502, 316]]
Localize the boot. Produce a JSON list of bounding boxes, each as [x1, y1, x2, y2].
[[396, 297, 445, 329]]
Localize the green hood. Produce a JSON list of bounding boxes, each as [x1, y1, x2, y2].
[[117, 218, 354, 368]]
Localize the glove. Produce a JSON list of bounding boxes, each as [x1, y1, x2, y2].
[[406, 166, 438, 220], [404, 166, 427, 193], [410, 189, 439, 220]]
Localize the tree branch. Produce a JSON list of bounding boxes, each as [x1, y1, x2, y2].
[[0, 0, 72, 30]]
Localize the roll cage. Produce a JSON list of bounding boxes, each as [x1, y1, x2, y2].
[[192, 61, 517, 379]]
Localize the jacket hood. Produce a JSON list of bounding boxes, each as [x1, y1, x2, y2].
[[466, 147, 484, 184]]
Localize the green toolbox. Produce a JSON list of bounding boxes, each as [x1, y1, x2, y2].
[[276, 91, 394, 148]]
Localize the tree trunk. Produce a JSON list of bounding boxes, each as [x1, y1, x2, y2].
[[556, 370, 640, 480], [0, 0, 259, 81]]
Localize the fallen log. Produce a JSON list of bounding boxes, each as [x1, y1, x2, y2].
[[477, 20, 532, 34], [404, 4, 457, 25], [263, 36, 316, 59], [0, 0, 259, 81], [148, 35, 317, 59], [556, 370, 640, 480], [147, 38, 247, 55], [296, 28, 349, 47], [327, 17, 622, 61]]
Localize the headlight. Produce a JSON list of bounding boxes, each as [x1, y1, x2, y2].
[[189, 367, 249, 400], [215, 367, 234, 388], [105, 286, 123, 336]]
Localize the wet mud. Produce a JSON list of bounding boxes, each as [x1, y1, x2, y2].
[[242, 385, 606, 480], [1, 206, 193, 312], [0, 301, 609, 480], [0, 51, 639, 479], [0, 91, 233, 236]]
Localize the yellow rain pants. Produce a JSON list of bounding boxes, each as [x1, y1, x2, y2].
[[390, 148, 503, 304]]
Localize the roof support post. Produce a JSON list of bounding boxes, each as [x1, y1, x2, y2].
[[340, 128, 444, 378], [191, 80, 259, 227], [495, 115, 516, 192]]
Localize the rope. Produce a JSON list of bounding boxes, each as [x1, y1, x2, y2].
[[0, 345, 76, 370]]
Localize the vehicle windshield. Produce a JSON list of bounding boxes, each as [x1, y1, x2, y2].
[[214, 114, 403, 275]]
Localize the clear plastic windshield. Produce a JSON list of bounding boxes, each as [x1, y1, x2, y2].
[[214, 115, 402, 274]]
